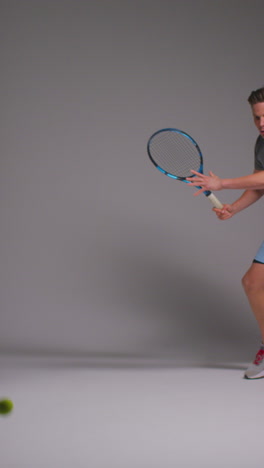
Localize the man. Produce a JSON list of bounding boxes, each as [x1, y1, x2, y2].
[[186, 87, 264, 379]]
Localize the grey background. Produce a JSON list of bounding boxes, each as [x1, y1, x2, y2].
[[1, 0, 263, 363]]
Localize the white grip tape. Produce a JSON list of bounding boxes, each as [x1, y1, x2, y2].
[[207, 193, 223, 209]]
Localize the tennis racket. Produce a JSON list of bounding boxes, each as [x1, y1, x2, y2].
[[147, 128, 223, 209]]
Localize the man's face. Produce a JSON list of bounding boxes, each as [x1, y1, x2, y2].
[[252, 102, 264, 138]]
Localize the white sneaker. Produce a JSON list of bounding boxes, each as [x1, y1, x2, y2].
[[244, 348, 264, 379]]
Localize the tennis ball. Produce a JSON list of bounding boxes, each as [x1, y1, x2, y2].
[[0, 399, 13, 415]]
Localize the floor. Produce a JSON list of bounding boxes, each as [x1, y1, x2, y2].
[[0, 355, 263, 468]]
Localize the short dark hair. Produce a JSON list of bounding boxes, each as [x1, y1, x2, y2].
[[248, 87, 264, 105]]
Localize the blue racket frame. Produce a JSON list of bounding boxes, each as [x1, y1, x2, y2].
[[147, 128, 211, 196]]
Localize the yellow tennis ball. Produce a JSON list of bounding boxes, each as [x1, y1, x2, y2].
[[0, 399, 13, 415]]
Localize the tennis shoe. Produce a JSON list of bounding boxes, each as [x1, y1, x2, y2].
[[244, 348, 264, 379]]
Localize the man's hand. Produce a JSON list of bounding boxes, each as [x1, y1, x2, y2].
[[186, 170, 223, 195], [213, 204, 234, 220]]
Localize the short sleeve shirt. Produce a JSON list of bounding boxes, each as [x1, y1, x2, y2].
[[254, 135, 264, 170]]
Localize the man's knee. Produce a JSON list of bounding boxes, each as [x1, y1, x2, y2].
[[242, 268, 264, 294], [242, 271, 252, 292]]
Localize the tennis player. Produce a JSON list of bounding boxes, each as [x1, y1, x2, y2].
[[187, 87, 264, 379]]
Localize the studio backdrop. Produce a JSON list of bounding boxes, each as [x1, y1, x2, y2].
[[1, 0, 263, 364]]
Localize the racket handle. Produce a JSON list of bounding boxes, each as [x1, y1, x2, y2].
[[206, 193, 223, 209]]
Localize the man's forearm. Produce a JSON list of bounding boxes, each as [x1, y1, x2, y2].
[[231, 189, 264, 214], [222, 171, 264, 191]]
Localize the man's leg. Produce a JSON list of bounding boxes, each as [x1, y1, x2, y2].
[[242, 261, 264, 379], [242, 262, 264, 342]]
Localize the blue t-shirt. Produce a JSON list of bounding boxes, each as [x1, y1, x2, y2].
[[254, 135, 264, 170]]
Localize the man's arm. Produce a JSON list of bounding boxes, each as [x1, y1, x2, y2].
[[212, 170, 264, 220], [229, 186, 264, 213], [186, 169, 264, 193], [222, 171, 264, 191], [185, 169, 264, 219], [211, 188, 263, 220]]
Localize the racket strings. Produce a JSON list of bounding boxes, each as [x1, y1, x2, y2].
[[149, 131, 202, 178]]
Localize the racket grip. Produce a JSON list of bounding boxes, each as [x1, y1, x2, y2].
[[207, 193, 223, 209]]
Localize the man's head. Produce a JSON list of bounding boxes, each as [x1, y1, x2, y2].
[[248, 87, 264, 106], [248, 87, 264, 138]]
